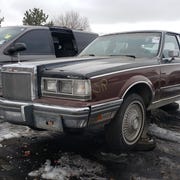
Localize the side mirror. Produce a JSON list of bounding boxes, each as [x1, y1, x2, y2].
[[168, 50, 179, 58], [4, 43, 27, 55]]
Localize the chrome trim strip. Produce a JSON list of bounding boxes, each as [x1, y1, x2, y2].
[[90, 99, 123, 116], [122, 81, 154, 99], [0, 99, 89, 114], [28, 66, 37, 100], [90, 63, 180, 79], [91, 99, 123, 110], [1, 71, 32, 74], [149, 94, 180, 110], [21, 106, 27, 122], [160, 83, 180, 89], [34, 103, 89, 114], [0, 99, 31, 106], [152, 94, 180, 104]]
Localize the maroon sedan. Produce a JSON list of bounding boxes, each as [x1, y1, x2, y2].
[[0, 30, 180, 150]]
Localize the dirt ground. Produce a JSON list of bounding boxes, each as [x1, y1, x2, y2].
[[0, 107, 179, 180]]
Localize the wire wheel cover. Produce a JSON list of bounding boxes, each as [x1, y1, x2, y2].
[[122, 101, 144, 145]]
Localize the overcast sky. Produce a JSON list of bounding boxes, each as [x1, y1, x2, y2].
[[1, 0, 180, 34]]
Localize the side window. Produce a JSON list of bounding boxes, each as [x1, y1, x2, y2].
[[15, 29, 53, 55], [51, 32, 77, 57], [163, 34, 180, 58]]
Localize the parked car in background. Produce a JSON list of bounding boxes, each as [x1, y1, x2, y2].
[[0, 26, 98, 62], [0, 30, 180, 150]]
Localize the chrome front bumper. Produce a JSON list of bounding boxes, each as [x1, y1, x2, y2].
[[0, 98, 122, 132]]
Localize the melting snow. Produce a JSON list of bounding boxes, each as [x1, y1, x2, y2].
[[148, 124, 180, 143], [0, 121, 51, 142], [0, 122, 33, 142], [29, 153, 106, 180]]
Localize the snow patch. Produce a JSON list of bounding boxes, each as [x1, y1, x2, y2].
[[29, 153, 106, 180], [148, 124, 180, 143], [0, 122, 50, 142], [29, 160, 69, 180]]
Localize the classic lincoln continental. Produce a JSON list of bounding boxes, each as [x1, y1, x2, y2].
[[0, 30, 180, 150]]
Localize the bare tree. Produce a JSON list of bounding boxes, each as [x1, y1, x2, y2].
[[54, 11, 90, 31], [0, 10, 4, 27]]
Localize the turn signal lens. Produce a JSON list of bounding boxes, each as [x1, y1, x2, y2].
[[73, 80, 91, 96]]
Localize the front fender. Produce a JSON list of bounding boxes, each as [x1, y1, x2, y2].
[[119, 75, 155, 100]]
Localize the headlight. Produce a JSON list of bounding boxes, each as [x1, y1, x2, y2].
[[43, 79, 57, 92], [60, 80, 72, 94], [41, 78, 91, 101]]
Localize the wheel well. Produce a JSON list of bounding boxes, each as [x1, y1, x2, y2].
[[124, 83, 153, 107]]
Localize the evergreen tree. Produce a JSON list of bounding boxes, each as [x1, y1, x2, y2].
[[23, 8, 48, 26]]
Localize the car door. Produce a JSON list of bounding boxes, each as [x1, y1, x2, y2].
[[160, 33, 180, 100], [12, 29, 55, 62]]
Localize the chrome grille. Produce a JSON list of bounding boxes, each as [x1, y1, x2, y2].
[[1, 63, 38, 101], [2, 72, 32, 101]]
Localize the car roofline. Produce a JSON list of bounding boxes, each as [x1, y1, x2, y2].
[[101, 30, 180, 37]]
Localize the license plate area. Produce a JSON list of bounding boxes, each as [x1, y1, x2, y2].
[[34, 111, 63, 132]]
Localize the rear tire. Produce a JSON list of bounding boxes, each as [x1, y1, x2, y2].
[[105, 93, 146, 150]]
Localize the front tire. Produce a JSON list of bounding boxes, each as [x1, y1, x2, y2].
[[105, 93, 146, 150]]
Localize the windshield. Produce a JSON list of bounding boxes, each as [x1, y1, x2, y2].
[[79, 32, 161, 58], [0, 27, 26, 46]]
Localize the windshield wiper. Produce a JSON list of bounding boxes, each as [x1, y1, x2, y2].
[[109, 54, 136, 58]]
